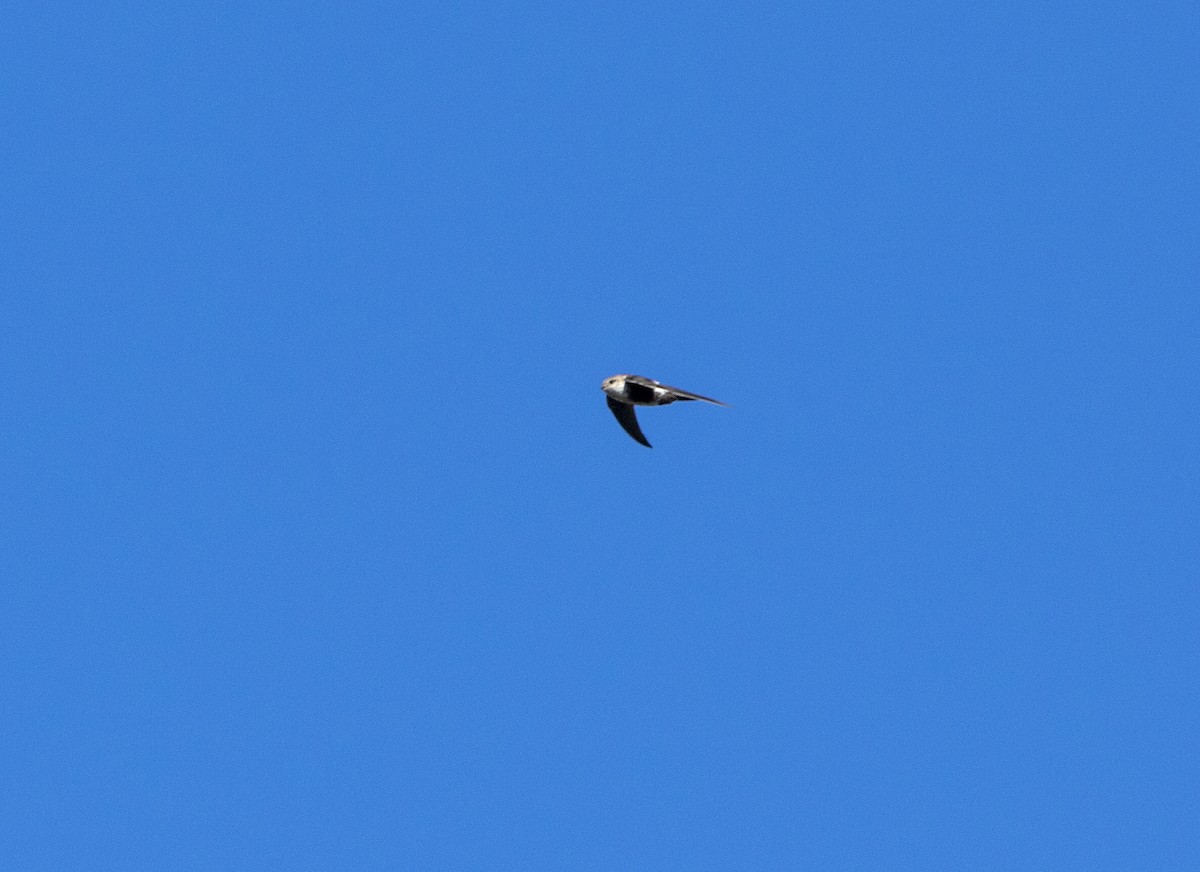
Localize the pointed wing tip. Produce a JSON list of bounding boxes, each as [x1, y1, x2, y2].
[[659, 383, 729, 407], [607, 396, 653, 447]]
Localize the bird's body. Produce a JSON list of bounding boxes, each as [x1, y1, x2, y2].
[[601, 374, 727, 447]]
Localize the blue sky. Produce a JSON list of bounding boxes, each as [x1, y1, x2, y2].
[[4, 2, 1198, 869]]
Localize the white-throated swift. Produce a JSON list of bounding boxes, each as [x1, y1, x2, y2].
[[601, 374, 728, 447]]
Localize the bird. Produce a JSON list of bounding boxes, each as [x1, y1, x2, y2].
[[601, 374, 728, 447]]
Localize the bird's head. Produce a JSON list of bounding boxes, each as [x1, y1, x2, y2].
[[601, 375, 625, 396]]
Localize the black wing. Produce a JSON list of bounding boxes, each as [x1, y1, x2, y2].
[[622, 377, 660, 405], [657, 383, 728, 406], [607, 396, 652, 447]]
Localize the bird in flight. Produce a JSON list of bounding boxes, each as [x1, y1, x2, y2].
[[601, 374, 728, 447]]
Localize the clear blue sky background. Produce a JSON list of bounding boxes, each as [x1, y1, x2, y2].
[[4, 2, 1198, 869]]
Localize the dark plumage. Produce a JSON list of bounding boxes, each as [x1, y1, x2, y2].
[[601, 374, 727, 447]]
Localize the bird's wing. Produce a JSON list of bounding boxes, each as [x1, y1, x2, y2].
[[607, 396, 652, 447], [658, 383, 728, 406], [622, 376, 660, 405]]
